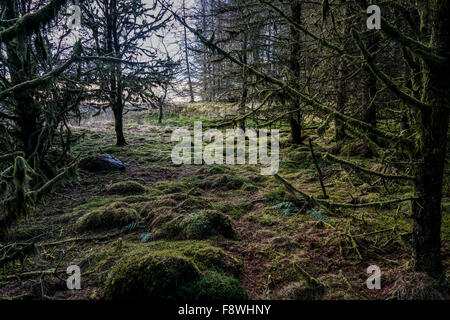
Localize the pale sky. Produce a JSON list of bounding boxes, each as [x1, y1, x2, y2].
[[142, 0, 197, 62]]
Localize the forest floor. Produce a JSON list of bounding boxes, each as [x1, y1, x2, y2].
[[0, 103, 449, 300]]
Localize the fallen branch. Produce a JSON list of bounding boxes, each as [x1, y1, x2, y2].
[[322, 153, 415, 181], [274, 174, 416, 211], [309, 139, 328, 199], [292, 262, 323, 289], [38, 230, 123, 247]]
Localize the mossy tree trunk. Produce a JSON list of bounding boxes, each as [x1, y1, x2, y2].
[[4, 0, 39, 157], [334, 59, 347, 141], [239, 31, 249, 131], [411, 0, 450, 278], [288, 0, 303, 144], [333, 0, 348, 141], [361, 32, 380, 153]]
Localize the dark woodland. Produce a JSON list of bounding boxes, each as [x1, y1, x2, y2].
[[0, 0, 449, 301]]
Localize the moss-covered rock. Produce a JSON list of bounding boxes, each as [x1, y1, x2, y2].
[[150, 213, 181, 240], [183, 271, 248, 300], [103, 251, 201, 299], [100, 240, 246, 300], [181, 210, 236, 240], [181, 212, 211, 240], [86, 241, 240, 280], [74, 202, 137, 232], [137, 199, 178, 219], [106, 180, 147, 195]]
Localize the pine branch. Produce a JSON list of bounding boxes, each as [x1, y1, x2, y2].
[[352, 29, 434, 111], [0, 42, 82, 99], [0, 152, 25, 162], [322, 153, 415, 181]]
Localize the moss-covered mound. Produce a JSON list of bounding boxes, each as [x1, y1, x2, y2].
[[148, 209, 236, 240], [102, 244, 247, 300], [106, 180, 147, 195], [184, 271, 248, 300], [197, 174, 244, 191], [135, 193, 210, 219], [74, 202, 137, 232], [103, 251, 201, 299], [86, 241, 241, 279]]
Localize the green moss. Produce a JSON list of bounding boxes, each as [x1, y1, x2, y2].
[[339, 140, 370, 157], [242, 183, 259, 192], [259, 212, 282, 227], [119, 195, 151, 204], [199, 165, 229, 175], [103, 250, 201, 300], [197, 174, 245, 191], [215, 202, 254, 219], [101, 146, 123, 154], [182, 212, 211, 240], [180, 210, 236, 240], [263, 188, 288, 203], [5, 224, 56, 241], [142, 241, 236, 272], [242, 172, 267, 184], [86, 241, 236, 278], [149, 180, 189, 195], [183, 271, 248, 300], [93, 239, 244, 300], [74, 202, 138, 232], [135, 196, 184, 219], [107, 181, 147, 195]]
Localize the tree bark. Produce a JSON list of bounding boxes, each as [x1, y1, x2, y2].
[[239, 31, 249, 131], [411, 0, 450, 278], [288, 0, 302, 144], [361, 32, 379, 150], [106, 0, 126, 146], [4, 0, 39, 157], [183, 0, 195, 103]]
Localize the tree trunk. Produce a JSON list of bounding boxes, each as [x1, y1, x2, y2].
[[113, 105, 127, 146], [239, 32, 249, 131], [4, 0, 39, 157], [334, 58, 347, 141], [107, 0, 126, 147], [332, 1, 348, 141], [183, 0, 195, 103], [361, 32, 379, 150], [411, 0, 450, 278], [288, 0, 302, 144], [158, 103, 163, 124]]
